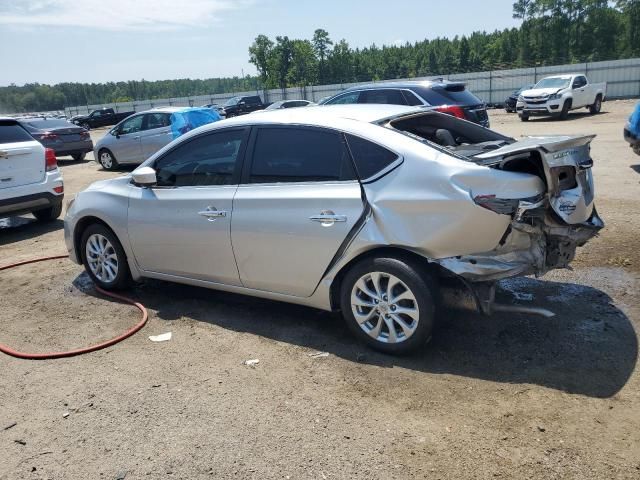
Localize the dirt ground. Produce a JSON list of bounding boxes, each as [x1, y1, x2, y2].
[[1, 101, 639, 480]]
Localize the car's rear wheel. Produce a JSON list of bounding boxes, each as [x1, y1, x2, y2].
[[33, 203, 62, 222], [80, 224, 130, 290], [98, 149, 118, 171], [589, 95, 602, 114], [72, 152, 86, 162], [340, 256, 436, 355]]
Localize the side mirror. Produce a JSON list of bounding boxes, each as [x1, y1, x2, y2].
[[239, 101, 246, 106], [132, 166, 157, 187]]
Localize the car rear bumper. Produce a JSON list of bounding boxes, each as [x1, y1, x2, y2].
[[0, 170, 64, 217], [43, 139, 94, 156], [0, 191, 63, 217]]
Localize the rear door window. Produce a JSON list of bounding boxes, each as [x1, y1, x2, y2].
[[345, 134, 399, 179], [249, 127, 356, 183], [359, 89, 407, 105], [143, 113, 171, 130], [0, 121, 33, 143]]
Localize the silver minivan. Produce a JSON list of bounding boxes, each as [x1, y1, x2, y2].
[[94, 107, 220, 170]]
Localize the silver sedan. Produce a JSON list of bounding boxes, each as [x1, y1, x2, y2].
[[65, 105, 602, 354]]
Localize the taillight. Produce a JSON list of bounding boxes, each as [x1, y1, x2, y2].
[[80, 130, 90, 139], [54, 185, 64, 194], [435, 105, 466, 119], [473, 194, 519, 215], [41, 132, 59, 140], [45, 148, 57, 171]]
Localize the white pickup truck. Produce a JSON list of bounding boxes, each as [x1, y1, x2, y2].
[[517, 74, 606, 121]]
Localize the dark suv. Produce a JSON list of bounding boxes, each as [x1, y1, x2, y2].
[[319, 81, 489, 127], [222, 96, 266, 117]]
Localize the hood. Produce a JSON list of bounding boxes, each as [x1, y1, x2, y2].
[[520, 88, 562, 97], [70, 114, 88, 121]]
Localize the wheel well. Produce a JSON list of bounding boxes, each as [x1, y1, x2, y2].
[[73, 216, 119, 263], [328, 246, 441, 311]]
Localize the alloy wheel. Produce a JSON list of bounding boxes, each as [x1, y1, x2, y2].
[[85, 233, 119, 283], [100, 151, 113, 169], [350, 272, 420, 344]]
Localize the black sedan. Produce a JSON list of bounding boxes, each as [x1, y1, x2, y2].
[[505, 84, 534, 113], [19, 118, 93, 161]]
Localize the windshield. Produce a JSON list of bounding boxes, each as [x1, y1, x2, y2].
[[535, 77, 570, 89], [224, 97, 240, 107]]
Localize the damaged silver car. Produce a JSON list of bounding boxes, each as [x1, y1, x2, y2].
[[64, 105, 603, 354]]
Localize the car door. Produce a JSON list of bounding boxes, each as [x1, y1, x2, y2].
[[572, 76, 588, 107], [231, 126, 365, 297], [111, 114, 143, 163], [127, 127, 248, 285], [139, 113, 173, 161]]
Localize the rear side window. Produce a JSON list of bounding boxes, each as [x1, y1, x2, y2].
[[249, 127, 356, 183], [402, 90, 423, 106], [0, 121, 33, 143], [413, 85, 482, 106], [143, 113, 171, 130], [345, 134, 399, 179], [245, 96, 261, 105], [359, 89, 407, 105]]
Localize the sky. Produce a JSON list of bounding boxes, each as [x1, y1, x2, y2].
[[0, 0, 521, 86]]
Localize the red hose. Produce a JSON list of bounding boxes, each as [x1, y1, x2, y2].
[[0, 255, 148, 360]]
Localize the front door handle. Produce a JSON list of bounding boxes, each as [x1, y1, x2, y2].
[[198, 206, 227, 221], [309, 210, 347, 226]]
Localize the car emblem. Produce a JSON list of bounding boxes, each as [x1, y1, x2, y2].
[[558, 201, 576, 214]]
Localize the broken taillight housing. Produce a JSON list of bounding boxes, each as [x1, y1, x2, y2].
[[473, 194, 519, 215]]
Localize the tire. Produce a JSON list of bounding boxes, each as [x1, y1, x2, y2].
[[589, 95, 602, 114], [72, 152, 86, 162], [559, 100, 571, 120], [80, 224, 131, 290], [520, 113, 529, 122], [33, 203, 62, 222], [98, 149, 118, 171], [81, 123, 90, 131], [339, 256, 437, 355]]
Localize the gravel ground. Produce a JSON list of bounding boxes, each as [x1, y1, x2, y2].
[[1, 101, 639, 479]]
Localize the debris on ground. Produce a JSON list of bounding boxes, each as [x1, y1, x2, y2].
[[62, 412, 70, 418], [149, 332, 172, 342], [243, 359, 260, 367], [308, 351, 329, 358], [3, 421, 17, 430], [14, 439, 26, 446], [115, 470, 127, 480]]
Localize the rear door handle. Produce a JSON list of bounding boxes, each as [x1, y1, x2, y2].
[[309, 210, 347, 226], [198, 207, 227, 221]]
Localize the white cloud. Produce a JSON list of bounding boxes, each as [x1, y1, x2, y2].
[[0, 0, 250, 30]]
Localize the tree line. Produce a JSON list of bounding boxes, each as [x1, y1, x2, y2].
[[250, 1, 639, 88], [1, 0, 638, 113]]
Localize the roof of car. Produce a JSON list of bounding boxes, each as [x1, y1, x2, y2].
[[198, 104, 425, 130], [343, 79, 460, 91]]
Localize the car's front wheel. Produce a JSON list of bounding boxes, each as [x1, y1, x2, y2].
[[80, 224, 130, 290], [98, 149, 118, 171], [519, 113, 529, 122], [340, 256, 436, 355], [81, 123, 90, 130]]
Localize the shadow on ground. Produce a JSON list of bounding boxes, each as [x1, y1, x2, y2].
[[526, 111, 604, 122], [630, 164, 640, 175], [0, 217, 63, 247], [75, 273, 637, 399]]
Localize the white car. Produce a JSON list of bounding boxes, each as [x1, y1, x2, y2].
[[0, 118, 64, 222], [517, 74, 606, 121]]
